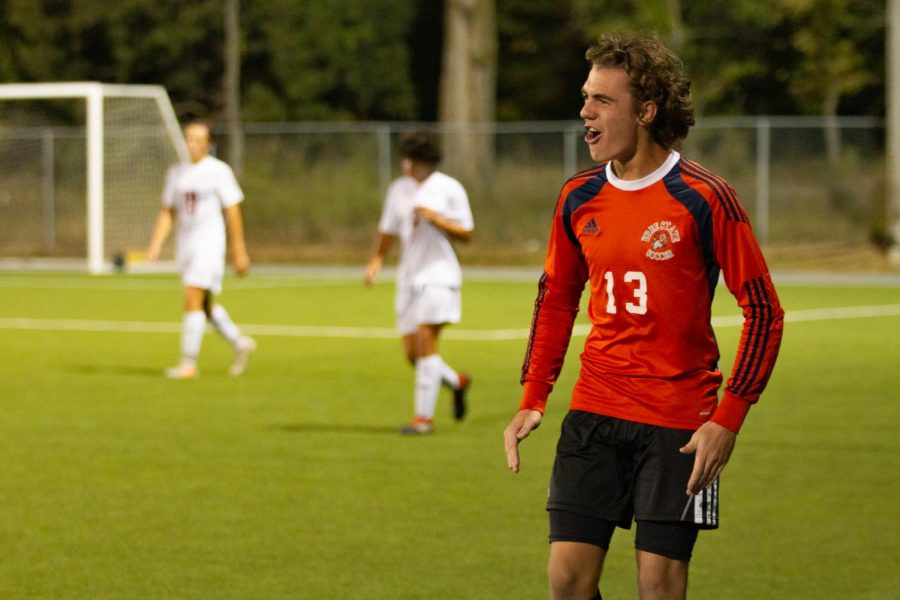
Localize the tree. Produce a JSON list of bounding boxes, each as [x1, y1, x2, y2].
[[223, 0, 243, 173], [778, 0, 882, 162], [0, 0, 420, 123], [0, 0, 226, 118], [496, 0, 585, 120], [439, 0, 497, 192], [407, 0, 445, 121], [0, 0, 888, 124], [889, 0, 900, 261], [242, 0, 417, 121]]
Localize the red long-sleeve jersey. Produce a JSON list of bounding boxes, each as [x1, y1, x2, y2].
[[520, 153, 784, 433]]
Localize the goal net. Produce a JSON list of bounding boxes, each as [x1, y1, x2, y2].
[[0, 83, 187, 273]]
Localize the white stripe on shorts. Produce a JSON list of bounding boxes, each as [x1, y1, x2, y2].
[[682, 480, 719, 526]]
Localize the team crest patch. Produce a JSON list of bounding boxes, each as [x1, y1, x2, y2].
[[641, 221, 681, 261]]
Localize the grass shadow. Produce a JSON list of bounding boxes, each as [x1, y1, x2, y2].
[[64, 363, 164, 378], [269, 422, 402, 435]]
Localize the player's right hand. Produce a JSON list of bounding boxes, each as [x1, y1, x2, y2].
[[233, 251, 250, 276], [503, 409, 543, 473], [680, 420, 735, 495], [363, 257, 382, 286]]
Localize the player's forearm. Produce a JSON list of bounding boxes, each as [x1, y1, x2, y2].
[[717, 274, 784, 432], [230, 233, 248, 258], [370, 232, 395, 260], [443, 221, 473, 242], [430, 215, 472, 242], [414, 206, 472, 242], [711, 210, 784, 431], [519, 273, 583, 411], [225, 207, 248, 255], [364, 234, 394, 285], [519, 305, 579, 403], [146, 208, 174, 257]]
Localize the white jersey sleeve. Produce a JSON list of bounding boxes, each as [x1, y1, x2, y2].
[[378, 177, 416, 235], [212, 160, 244, 208], [420, 173, 473, 232]]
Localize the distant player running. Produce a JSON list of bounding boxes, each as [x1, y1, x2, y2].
[[146, 119, 255, 379], [364, 130, 474, 434]]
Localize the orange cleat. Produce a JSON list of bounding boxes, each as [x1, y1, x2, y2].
[[401, 416, 435, 435]]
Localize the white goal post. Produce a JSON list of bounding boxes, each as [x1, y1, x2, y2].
[[0, 82, 188, 273]]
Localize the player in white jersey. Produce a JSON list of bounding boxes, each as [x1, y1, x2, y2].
[[145, 120, 256, 379], [364, 130, 474, 434]]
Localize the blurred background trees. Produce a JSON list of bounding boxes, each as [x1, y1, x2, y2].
[[0, 0, 894, 263], [0, 0, 887, 123]]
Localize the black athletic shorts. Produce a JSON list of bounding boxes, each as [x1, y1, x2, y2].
[[547, 410, 719, 533]]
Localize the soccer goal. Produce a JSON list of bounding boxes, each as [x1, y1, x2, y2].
[[0, 82, 188, 273]]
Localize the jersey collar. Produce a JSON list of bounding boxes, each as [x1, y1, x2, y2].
[[605, 151, 680, 191]]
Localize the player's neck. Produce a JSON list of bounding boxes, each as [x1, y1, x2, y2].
[[610, 142, 670, 181], [410, 164, 435, 183]]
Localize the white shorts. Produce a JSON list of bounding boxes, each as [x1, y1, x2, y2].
[[179, 252, 225, 294], [396, 284, 461, 336]]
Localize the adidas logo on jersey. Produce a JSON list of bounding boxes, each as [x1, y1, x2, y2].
[[581, 218, 600, 235]]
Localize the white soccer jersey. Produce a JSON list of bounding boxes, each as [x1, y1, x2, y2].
[[162, 155, 244, 261], [378, 170, 473, 290]]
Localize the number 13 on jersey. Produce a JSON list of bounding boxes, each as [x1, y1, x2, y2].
[[603, 271, 648, 315]]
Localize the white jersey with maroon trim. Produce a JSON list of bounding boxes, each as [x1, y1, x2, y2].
[[162, 155, 244, 262]]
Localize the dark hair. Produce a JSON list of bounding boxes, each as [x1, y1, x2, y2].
[[585, 32, 695, 149], [399, 130, 441, 165]]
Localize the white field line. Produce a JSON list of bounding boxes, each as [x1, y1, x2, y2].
[[3, 268, 900, 291], [0, 277, 361, 291], [1, 304, 899, 341]]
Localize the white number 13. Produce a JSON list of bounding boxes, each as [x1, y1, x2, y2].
[[603, 271, 648, 315]]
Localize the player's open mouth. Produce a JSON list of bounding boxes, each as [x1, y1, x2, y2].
[[584, 126, 600, 143]]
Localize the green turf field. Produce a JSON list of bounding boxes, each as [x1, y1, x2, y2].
[[0, 268, 898, 599]]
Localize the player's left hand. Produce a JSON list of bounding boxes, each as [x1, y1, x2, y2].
[[679, 421, 736, 496], [413, 205, 439, 224]]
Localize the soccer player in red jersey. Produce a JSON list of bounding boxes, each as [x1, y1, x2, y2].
[[503, 33, 784, 600]]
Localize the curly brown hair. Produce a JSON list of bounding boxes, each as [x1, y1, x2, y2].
[[585, 32, 695, 149]]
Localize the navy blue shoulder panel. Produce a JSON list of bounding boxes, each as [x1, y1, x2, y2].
[[663, 161, 719, 299], [561, 165, 608, 248]]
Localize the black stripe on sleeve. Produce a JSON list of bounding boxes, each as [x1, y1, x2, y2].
[[680, 160, 747, 224], [729, 278, 764, 393], [729, 277, 775, 396], [520, 271, 550, 384]]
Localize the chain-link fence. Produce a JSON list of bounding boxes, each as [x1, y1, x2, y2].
[[224, 117, 886, 267], [0, 117, 887, 269]]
